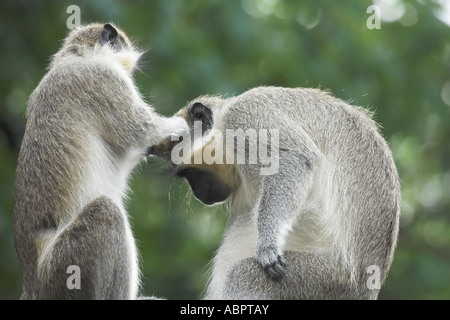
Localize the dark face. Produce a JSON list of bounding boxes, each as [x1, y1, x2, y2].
[[177, 102, 232, 205], [176, 166, 231, 205]]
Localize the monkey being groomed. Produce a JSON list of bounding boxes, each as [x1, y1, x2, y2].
[[13, 23, 188, 299], [151, 86, 401, 299]]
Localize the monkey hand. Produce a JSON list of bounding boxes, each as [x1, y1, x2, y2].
[[255, 243, 286, 281], [169, 116, 190, 141]]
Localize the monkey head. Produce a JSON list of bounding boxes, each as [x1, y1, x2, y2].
[[151, 97, 239, 205], [51, 23, 141, 74]]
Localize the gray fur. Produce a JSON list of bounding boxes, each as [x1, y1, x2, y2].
[[157, 86, 400, 299], [14, 23, 187, 299]]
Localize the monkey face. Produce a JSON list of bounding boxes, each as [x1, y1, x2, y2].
[[151, 100, 237, 205], [175, 166, 231, 205]]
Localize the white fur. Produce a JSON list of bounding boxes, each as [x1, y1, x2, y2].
[[94, 43, 142, 74], [38, 134, 142, 299], [205, 209, 257, 299], [79, 135, 141, 299], [204, 152, 358, 299]]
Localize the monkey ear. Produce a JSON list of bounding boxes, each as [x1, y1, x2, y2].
[[100, 24, 117, 44], [188, 102, 213, 134], [188, 102, 212, 123], [100, 24, 122, 50]]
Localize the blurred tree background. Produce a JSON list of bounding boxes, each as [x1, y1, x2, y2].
[[0, 0, 449, 299]]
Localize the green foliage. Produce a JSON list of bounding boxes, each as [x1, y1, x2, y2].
[[0, 0, 448, 299]]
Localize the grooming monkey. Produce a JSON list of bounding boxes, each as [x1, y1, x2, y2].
[[14, 23, 188, 299], [152, 86, 400, 299]]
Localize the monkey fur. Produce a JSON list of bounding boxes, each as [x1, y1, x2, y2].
[[14, 23, 188, 299], [152, 86, 400, 299]]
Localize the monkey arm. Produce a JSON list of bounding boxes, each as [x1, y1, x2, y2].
[[254, 150, 316, 280]]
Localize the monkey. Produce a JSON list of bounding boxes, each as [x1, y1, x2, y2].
[[151, 86, 401, 299], [13, 23, 188, 299]]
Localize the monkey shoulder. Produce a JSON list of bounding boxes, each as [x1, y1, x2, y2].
[[44, 56, 135, 106]]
